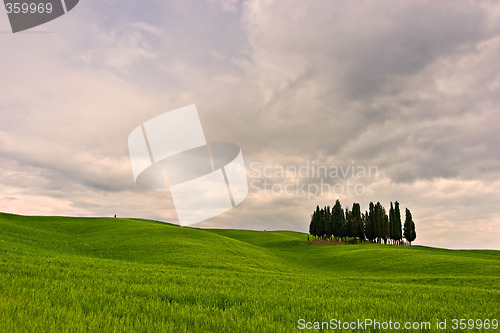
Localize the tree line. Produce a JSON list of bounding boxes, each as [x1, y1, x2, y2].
[[309, 199, 416, 245]]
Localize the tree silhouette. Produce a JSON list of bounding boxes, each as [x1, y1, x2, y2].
[[309, 200, 416, 246], [365, 202, 376, 242], [332, 199, 345, 241], [345, 207, 354, 238], [394, 201, 402, 245], [352, 203, 364, 242], [323, 206, 333, 240], [404, 208, 417, 245]]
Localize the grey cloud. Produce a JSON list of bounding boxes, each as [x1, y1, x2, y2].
[[1, 0, 499, 249]]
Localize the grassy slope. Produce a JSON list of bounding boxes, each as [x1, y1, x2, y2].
[[0, 212, 498, 332]]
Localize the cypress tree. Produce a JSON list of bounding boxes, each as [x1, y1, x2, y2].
[[410, 220, 416, 245], [309, 205, 320, 239], [318, 207, 326, 239], [389, 202, 395, 244], [404, 208, 416, 245], [352, 203, 364, 242], [374, 202, 384, 243], [345, 207, 354, 238], [394, 201, 402, 244], [339, 208, 347, 240], [382, 209, 389, 244], [365, 202, 376, 242], [332, 199, 345, 241], [313, 205, 324, 239], [324, 205, 333, 240], [363, 211, 369, 242]]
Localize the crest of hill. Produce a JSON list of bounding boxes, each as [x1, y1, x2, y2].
[[1, 212, 498, 279]]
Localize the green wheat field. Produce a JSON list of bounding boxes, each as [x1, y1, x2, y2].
[[0, 212, 498, 332]]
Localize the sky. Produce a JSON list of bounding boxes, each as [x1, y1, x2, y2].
[[1, 0, 499, 249]]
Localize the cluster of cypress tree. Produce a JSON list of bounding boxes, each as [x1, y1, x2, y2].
[[309, 199, 416, 245]]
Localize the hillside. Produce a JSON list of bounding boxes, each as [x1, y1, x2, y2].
[[1, 212, 499, 332]]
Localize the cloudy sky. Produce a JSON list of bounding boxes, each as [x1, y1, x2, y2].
[[1, 0, 499, 249]]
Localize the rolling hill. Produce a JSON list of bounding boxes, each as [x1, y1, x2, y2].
[[1, 212, 498, 332]]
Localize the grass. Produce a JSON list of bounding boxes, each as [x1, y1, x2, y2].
[[0, 212, 499, 332]]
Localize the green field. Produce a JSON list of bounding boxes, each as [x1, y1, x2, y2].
[[0, 212, 498, 332]]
